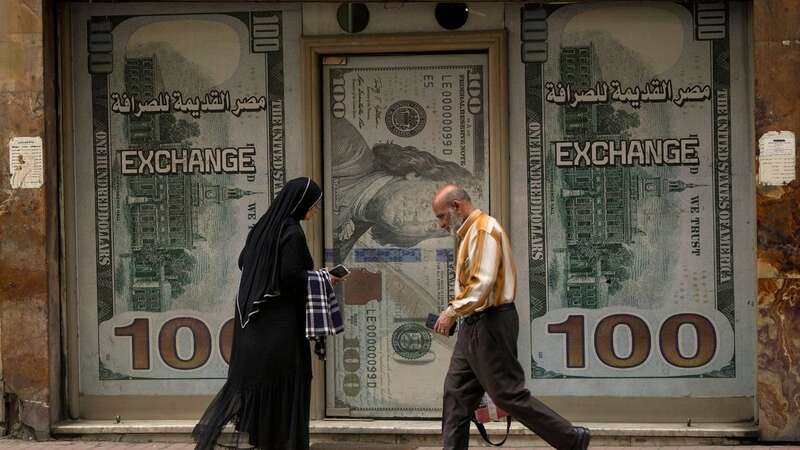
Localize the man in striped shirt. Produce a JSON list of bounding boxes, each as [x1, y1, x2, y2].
[[432, 185, 590, 450]]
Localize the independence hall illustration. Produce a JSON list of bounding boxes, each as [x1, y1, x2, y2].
[[557, 46, 701, 309], [122, 55, 256, 312]]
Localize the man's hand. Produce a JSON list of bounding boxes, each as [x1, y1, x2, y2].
[[434, 311, 456, 336], [338, 220, 355, 241]]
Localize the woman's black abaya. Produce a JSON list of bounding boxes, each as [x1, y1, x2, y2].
[[193, 177, 321, 450]]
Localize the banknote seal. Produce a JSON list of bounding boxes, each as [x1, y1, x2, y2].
[[385, 100, 427, 138], [391, 323, 433, 360]]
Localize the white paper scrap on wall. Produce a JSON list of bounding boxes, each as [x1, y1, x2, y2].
[[758, 131, 795, 186], [8, 137, 44, 189]]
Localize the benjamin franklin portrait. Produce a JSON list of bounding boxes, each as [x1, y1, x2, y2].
[[331, 118, 480, 261]]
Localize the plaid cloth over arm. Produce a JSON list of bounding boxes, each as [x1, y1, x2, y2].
[[305, 269, 344, 359]]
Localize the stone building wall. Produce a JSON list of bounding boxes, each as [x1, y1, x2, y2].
[[754, 0, 800, 442], [0, 0, 58, 438]]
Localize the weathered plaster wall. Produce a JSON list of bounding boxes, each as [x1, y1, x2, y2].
[[0, 0, 56, 437], [754, 0, 800, 442]]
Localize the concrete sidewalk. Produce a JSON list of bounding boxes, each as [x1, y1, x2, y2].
[[0, 442, 799, 450]]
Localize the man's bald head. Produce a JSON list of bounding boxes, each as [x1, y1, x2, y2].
[[433, 184, 471, 209], [432, 184, 474, 232]]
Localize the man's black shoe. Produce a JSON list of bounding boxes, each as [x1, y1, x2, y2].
[[572, 426, 591, 450]]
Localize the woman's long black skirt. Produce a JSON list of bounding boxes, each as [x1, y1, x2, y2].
[[193, 295, 311, 450]]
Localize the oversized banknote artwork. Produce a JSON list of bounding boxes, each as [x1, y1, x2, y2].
[[323, 55, 490, 417], [71, 5, 302, 395], [513, 1, 754, 395]]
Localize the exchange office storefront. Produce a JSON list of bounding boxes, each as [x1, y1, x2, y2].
[[58, 1, 756, 425]]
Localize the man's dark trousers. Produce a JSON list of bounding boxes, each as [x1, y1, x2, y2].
[[442, 303, 577, 449]]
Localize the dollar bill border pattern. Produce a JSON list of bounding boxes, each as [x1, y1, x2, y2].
[[89, 11, 287, 379], [522, 3, 736, 379], [328, 62, 488, 415]]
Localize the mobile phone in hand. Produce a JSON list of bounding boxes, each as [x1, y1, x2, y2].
[[328, 264, 350, 278], [425, 313, 455, 336]]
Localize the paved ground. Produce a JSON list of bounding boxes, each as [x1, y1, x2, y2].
[[0, 442, 799, 450]]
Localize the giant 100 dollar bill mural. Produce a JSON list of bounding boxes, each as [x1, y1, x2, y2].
[[510, 1, 754, 396], [323, 55, 489, 417], [71, 4, 301, 395]]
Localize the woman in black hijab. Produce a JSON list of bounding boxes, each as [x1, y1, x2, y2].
[[193, 177, 324, 450]]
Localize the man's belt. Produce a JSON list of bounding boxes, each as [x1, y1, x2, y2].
[[462, 303, 515, 325]]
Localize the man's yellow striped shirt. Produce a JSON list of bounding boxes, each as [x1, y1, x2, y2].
[[445, 209, 517, 317]]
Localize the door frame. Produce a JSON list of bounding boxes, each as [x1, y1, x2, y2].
[[301, 30, 509, 419]]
